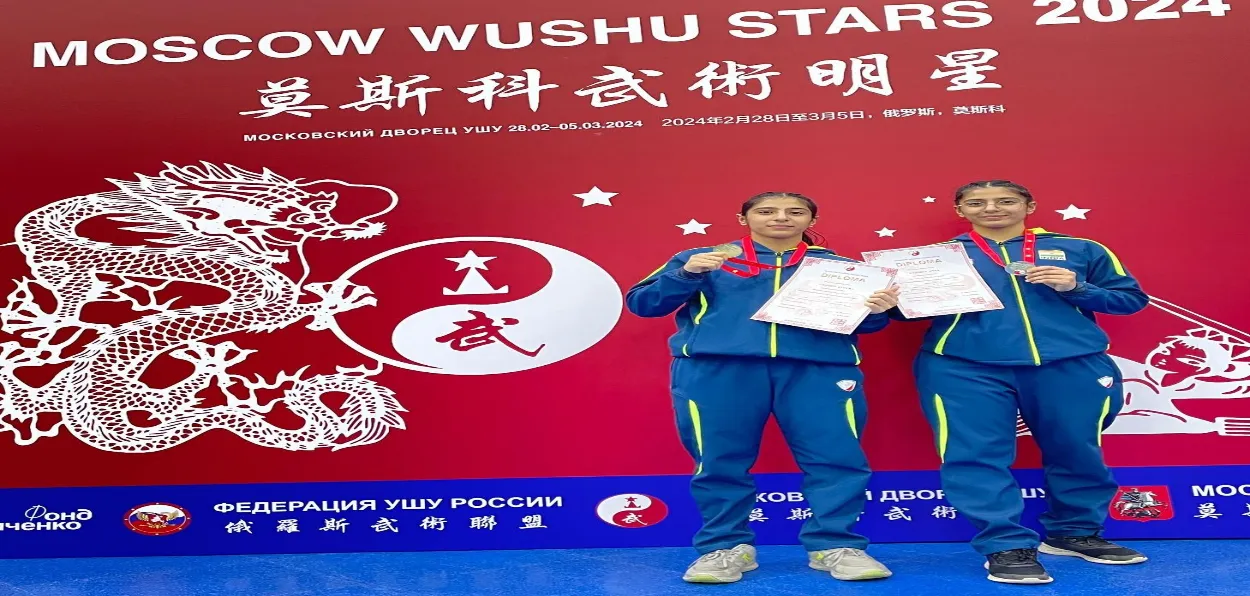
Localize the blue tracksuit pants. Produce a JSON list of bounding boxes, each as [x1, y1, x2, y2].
[[670, 356, 872, 554], [914, 351, 1125, 555]]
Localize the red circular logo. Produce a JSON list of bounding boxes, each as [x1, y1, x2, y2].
[[595, 494, 669, 528], [124, 503, 191, 536]]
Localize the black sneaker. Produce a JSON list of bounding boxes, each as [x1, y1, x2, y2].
[[984, 549, 1053, 584], [1039, 535, 1148, 565]]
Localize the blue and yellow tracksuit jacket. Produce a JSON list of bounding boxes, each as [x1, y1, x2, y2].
[[625, 242, 890, 364], [904, 228, 1149, 365]]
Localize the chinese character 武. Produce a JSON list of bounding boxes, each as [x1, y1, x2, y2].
[[931, 49, 1002, 91], [420, 516, 447, 531], [459, 69, 558, 112], [372, 517, 399, 533], [435, 310, 544, 357], [787, 508, 813, 521], [574, 66, 669, 108], [689, 61, 780, 101], [226, 520, 253, 534], [276, 519, 299, 533], [807, 55, 893, 97], [520, 514, 548, 529], [932, 506, 958, 520], [748, 508, 769, 522], [320, 518, 349, 533], [884, 506, 912, 521], [621, 512, 647, 526], [1196, 503, 1222, 519], [340, 75, 443, 115], [239, 77, 329, 119]]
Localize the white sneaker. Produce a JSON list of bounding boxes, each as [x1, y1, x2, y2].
[[682, 544, 759, 583], [808, 548, 893, 581]]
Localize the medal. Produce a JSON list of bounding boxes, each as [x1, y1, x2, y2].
[[717, 236, 808, 278], [968, 229, 1036, 275], [1005, 261, 1033, 276]]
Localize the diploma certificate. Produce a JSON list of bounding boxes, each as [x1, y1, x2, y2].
[[861, 243, 1003, 318], [750, 257, 898, 335]]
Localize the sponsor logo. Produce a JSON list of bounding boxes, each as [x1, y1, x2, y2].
[[125, 503, 191, 536], [0, 506, 93, 532], [1109, 486, 1173, 522], [595, 494, 668, 528], [1038, 249, 1067, 260], [1098, 376, 1115, 388], [837, 380, 858, 392]]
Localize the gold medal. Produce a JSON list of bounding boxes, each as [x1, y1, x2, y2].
[[712, 243, 743, 258]]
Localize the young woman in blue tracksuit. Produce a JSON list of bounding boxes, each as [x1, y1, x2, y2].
[[895, 180, 1150, 584], [626, 192, 900, 584]]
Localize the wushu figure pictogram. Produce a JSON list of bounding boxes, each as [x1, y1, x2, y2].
[[626, 192, 900, 584], [433, 250, 542, 358], [890, 180, 1150, 585]]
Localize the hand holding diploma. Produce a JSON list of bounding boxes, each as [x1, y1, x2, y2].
[[861, 243, 1004, 318], [865, 286, 902, 313], [751, 258, 898, 334]]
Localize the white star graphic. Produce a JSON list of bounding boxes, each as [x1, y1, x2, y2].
[[446, 250, 495, 271], [574, 186, 617, 207], [676, 219, 711, 235], [875, 227, 896, 237], [922, 196, 937, 203], [1056, 204, 1091, 220]]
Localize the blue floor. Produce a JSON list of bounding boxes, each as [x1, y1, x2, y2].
[[0, 540, 1243, 595]]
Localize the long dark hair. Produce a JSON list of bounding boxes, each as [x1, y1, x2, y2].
[[953, 180, 1035, 204], [739, 191, 828, 246]]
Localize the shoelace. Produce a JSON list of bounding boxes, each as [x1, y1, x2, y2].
[[992, 549, 1037, 564], [1067, 536, 1111, 548], [817, 548, 866, 563], [697, 550, 738, 569]]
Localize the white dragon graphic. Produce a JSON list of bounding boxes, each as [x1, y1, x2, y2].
[[0, 162, 405, 453]]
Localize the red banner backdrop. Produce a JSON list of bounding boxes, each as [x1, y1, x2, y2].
[[1, 1, 1247, 497]]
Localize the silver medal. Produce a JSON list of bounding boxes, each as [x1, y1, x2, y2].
[[1005, 261, 1033, 276]]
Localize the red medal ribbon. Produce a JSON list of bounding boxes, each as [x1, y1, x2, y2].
[[720, 237, 808, 278], [968, 229, 1036, 273]]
